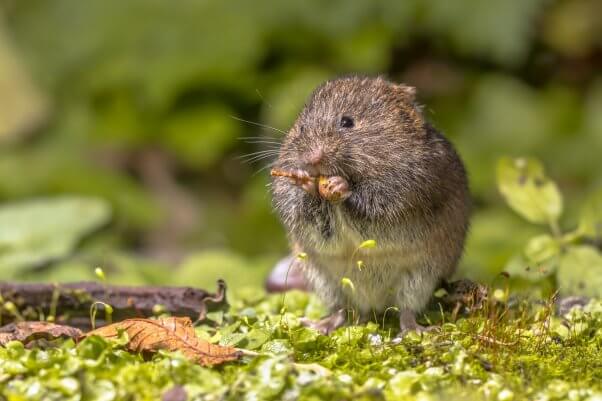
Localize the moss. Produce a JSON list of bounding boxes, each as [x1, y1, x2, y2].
[[0, 290, 601, 400]]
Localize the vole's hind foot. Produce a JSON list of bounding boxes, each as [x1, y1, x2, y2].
[[300, 308, 347, 335], [398, 308, 439, 336]]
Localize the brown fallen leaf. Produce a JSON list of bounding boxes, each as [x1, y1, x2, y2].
[[0, 321, 83, 346], [85, 316, 241, 366]]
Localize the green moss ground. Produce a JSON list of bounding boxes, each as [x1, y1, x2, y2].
[[0, 290, 601, 401]]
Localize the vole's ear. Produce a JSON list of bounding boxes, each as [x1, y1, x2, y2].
[[393, 83, 416, 102]]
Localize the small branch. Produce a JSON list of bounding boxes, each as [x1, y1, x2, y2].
[[270, 168, 312, 181], [0, 280, 228, 330]]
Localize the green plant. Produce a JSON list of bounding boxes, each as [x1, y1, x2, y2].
[[497, 156, 602, 297], [1, 289, 601, 401]]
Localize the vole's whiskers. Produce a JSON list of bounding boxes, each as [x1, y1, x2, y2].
[[237, 150, 280, 163], [230, 116, 287, 135], [252, 160, 278, 177], [239, 136, 282, 143], [237, 149, 278, 162], [238, 138, 282, 148]]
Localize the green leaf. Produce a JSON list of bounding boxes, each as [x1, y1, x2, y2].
[[219, 332, 247, 347], [260, 339, 293, 356], [557, 246, 602, 297], [263, 68, 331, 131], [422, 0, 547, 66], [9, 0, 263, 102], [385, 371, 421, 399], [290, 327, 320, 346], [160, 103, 241, 169], [330, 24, 392, 72], [578, 188, 602, 240], [496, 157, 563, 225], [524, 234, 560, 265], [504, 254, 555, 282], [244, 329, 271, 350], [0, 25, 48, 142], [0, 196, 111, 277], [0, 151, 162, 231], [174, 250, 272, 289]]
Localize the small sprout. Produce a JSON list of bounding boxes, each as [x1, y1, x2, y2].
[[94, 267, 106, 281], [49, 287, 60, 323], [3, 302, 24, 321], [351, 240, 377, 266], [3, 301, 16, 313], [152, 304, 167, 315], [358, 239, 377, 249], [296, 252, 307, 260], [90, 301, 114, 329], [341, 277, 356, 293], [493, 289, 507, 303], [382, 306, 400, 329], [356, 260, 364, 271]]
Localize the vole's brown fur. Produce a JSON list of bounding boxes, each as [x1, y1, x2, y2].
[[271, 76, 470, 333]]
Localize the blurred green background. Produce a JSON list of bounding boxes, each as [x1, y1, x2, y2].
[[0, 0, 600, 290]]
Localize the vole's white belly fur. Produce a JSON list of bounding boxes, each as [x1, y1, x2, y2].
[[300, 207, 438, 315]]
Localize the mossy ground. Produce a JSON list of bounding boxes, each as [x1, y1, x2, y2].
[[0, 290, 601, 401]]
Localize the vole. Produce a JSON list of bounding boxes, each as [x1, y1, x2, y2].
[[270, 76, 470, 334]]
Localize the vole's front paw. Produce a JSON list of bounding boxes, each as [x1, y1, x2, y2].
[[289, 169, 317, 196], [318, 176, 352, 203]]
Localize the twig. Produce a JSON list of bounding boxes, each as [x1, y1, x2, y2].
[[0, 280, 228, 330]]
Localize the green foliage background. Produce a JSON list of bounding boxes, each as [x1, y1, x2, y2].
[[0, 0, 601, 288]]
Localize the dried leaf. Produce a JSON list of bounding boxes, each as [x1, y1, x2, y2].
[[85, 317, 241, 366], [0, 321, 82, 346]]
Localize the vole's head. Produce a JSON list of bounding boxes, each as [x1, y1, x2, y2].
[[278, 76, 429, 182]]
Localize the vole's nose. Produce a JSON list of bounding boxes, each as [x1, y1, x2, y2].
[[303, 148, 324, 174], [305, 148, 323, 165]]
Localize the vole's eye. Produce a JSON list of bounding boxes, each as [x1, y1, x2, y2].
[[340, 116, 354, 128]]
